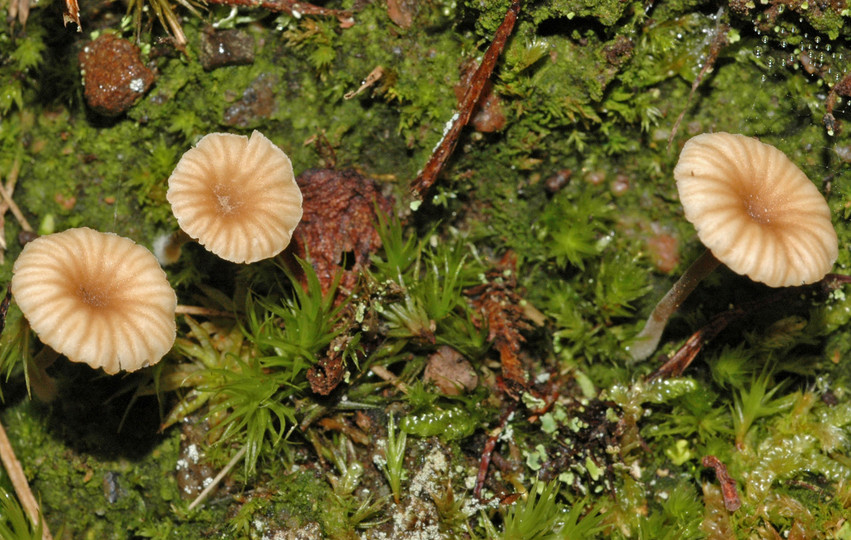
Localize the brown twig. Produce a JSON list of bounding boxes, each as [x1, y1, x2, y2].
[[0, 177, 33, 234], [0, 157, 22, 258], [187, 445, 246, 511], [0, 422, 52, 539], [175, 305, 235, 318], [648, 287, 795, 381], [474, 404, 515, 500], [0, 288, 51, 539], [702, 455, 741, 512], [410, 0, 521, 200], [203, 0, 353, 24]]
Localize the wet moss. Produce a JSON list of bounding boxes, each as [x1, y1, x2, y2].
[[1, 0, 851, 536]]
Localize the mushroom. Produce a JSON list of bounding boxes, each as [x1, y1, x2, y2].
[[629, 132, 838, 361], [10, 227, 177, 375], [166, 130, 303, 264]]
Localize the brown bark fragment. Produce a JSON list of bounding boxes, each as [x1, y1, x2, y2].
[[291, 169, 393, 295], [702, 455, 741, 512]]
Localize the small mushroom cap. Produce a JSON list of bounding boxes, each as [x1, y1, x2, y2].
[[675, 132, 837, 287], [166, 130, 303, 264], [11, 228, 177, 374]]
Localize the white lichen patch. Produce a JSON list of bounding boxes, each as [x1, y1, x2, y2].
[[364, 444, 453, 540]]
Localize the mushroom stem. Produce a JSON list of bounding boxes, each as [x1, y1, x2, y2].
[[0, 418, 52, 540], [629, 248, 720, 361], [26, 347, 59, 402], [153, 229, 192, 266]]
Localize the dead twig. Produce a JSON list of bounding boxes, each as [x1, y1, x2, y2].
[[410, 0, 521, 200], [175, 305, 235, 318], [474, 405, 515, 500], [648, 285, 807, 381], [702, 455, 741, 511], [0, 287, 51, 540], [187, 445, 246, 511], [0, 174, 33, 235], [203, 0, 354, 25], [0, 157, 21, 261]]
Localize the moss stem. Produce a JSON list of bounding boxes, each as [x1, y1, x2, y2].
[[629, 248, 720, 361]]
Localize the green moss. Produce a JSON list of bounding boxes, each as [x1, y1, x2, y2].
[[2, 0, 851, 536]]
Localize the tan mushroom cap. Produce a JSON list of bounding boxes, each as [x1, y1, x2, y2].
[[166, 130, 303, 264], [675, 132, 837, 287], [11, 228, 177, 374]]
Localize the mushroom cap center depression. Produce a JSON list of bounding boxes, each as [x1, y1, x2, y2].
[[78, 283, 111, 308], [742, 190, 784, 225], [212, 182, 244, 216]]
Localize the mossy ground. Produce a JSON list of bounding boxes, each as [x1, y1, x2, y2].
[[1, 0, 851, 538]]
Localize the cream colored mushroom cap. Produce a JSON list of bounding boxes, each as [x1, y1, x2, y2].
[[166, 131, 303, 264], [675, 132, 837, 287], [10, 228, 177, 374]]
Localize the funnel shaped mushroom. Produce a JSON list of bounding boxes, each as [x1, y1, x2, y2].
[[11, 228, 177, 374], [629, 133, 838, 361], [166, 130, 303, 264]]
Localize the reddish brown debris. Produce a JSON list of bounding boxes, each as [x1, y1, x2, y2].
[[474, 405, 516, 500], [291, 169, 393, 294], [386, 0, 417, 28], [0, 287, 11, 337], [317, 416, 370, 445], [63, 0, 81, 30], [79, 34, 155, 117], [307, 334, 351, 395], [410, 1, 520, 200], [647, 232, 680, 274], [466, 252, 533, 399], [702, 455, 741, 512], [544, 169, 572, 194]]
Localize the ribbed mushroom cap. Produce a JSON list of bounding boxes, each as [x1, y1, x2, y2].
[[11, 228, 177, 374], [166, 131, 303, 264], [675, 132, 837, 287]]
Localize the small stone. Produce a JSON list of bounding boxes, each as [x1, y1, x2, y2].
[[223, 73, 278, 128], [423, 346, 478, 395], [199, 28, 255, 71], [78, 34, 155, 117]]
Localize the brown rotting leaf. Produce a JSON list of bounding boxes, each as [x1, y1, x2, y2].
[[291, 169, 393, 295]]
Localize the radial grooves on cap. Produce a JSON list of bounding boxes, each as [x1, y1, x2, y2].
[[11, 228, 177, 374], [675, 132, 837, 287], [167, 131, 304, 264]]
